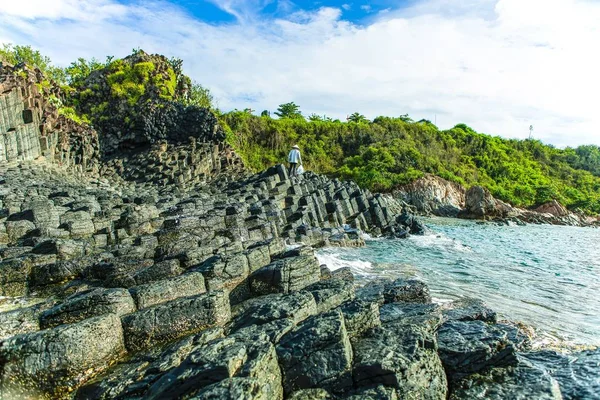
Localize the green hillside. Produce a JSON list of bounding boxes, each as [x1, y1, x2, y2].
[[2, 44, 599, 214]]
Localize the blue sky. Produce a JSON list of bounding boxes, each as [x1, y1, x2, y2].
[[1, 0, 600, 147]]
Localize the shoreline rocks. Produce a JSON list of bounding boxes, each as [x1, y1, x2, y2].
[[395, 174, 599, 227]]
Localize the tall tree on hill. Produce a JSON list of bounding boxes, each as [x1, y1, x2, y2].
[[347, 112, 369, 123], [275, 102, 303, 119]]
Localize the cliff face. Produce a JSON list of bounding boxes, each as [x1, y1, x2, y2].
[[394, 174, 465, 217], [0, 63, 100, 173]]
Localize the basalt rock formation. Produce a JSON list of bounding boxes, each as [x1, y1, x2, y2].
[[0, 57, 597, 399]]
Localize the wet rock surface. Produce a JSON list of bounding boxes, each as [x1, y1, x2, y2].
[[0, 65, 596, 398]]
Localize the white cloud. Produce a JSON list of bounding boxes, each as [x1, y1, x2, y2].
[[342, 4, 351, 11], [1, 0, 599, 147]]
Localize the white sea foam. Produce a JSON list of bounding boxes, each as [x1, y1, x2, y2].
[[316, 251, 373, 277], [409, 232, 472, 253]]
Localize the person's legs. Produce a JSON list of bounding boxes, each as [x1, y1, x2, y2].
[[289, 162, 297, 176]]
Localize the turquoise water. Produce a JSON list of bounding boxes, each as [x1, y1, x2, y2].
[[317, 217, 600, 347]]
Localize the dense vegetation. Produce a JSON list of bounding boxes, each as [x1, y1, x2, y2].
[[221, 112, 600, 213], [2, 45, 600, 213]]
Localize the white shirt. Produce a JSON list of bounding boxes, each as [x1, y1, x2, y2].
[[288, 149, 302, 164]]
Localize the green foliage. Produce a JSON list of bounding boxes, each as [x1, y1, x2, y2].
[[0, 44, 66, 84], [106, 60, 157, 106], [58, 106, 91, 124], [347, 112, 369, 123], [65, 57, 108, 88], [183, 82, 213, 108], [221, 112, 600, 214], [274, 102, 303, 119]]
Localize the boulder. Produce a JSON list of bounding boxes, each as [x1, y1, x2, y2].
[[40, 287, 136, 329], [459, 186, 515, 220], [437, 320, 525, 381], [145, 334, 282, 399], [338, 299, 380, 339], [383, 277, 432, 304], [0, 314, 125, 398], [442, 297, 497, 323], [129, 272, 206, 309], [353, 323, 447, 399], [276, 310, 353, 394], [249, 254, 320, 296], [379, 302, 443, 334], [305, 277, 355, 313], [121, 290, 230, 352]]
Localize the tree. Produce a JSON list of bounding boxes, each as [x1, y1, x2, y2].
[[261, 110, 270, 117], [274, 102, 303, 119], [65, 57, 106, 88], [399, 114, 413, 123], [0, 44, 66, 84], [347, 112, 369, 123], [183, 82, 213, 109]]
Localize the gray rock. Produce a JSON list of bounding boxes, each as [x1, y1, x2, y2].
[[355, 279, 390, 305], [437, 320, 523, 381], [60, 211, 95, 238], [75, 328, 223, 399], [229, 291, 317, 333], [289, 388, 333, 399], [121, 290, 230, 352], [450, 362, 562, 400], [521, 349, 600, 400], [343, 385, 398, 400], [442, 297, 497, 323], [305, 277, 355, 313], [146, 334, 282, 399], [129, 272, 206, 309], [249, 255, 320, 296], [276, 310, 353, 394], [383, 277, 431, 304], [5, 219, 36, 242], [0, 302, 51, 340], [40, 287, 136, 329], [132, 259, 184, 285], [353, 323, 447, 399], [0, 314, 125, 398], [338, 299, 380, 339], [196, 253, 250, 304], [379, 302, 443, 334], [189, 377, 272, 400]]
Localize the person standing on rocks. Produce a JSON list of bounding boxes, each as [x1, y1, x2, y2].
[[288, 145, 302, 177]]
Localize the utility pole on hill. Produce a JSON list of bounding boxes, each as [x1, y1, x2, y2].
[[529, 125, 534, 140]]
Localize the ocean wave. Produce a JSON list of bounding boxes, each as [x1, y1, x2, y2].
[[316, 251, 374, 277], [408, 232, 473, 253]]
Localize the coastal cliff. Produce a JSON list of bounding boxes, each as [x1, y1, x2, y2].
[[0, 55, 598, 399], [395, 174, 599, 227]]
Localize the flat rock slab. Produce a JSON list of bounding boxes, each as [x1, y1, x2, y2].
[[249, 254, 320, 296], [40, 287, 136, 329], [521, 349, 600, 400], [353, 323, 447, 399], [305, 277, 355, 313], [276, 310, 353, 395], [450, 363, 562, 400], [338, 299, 380, 339], [437, 320, 523, 381], [0, 313, 125, 398], [121, 290, 230, 352], [229, 291, 317, 333], [379, 302, 443, 334], [145, 334, 282, 399], [129, 271, 206, 309], [441, 297, 497, 323], [189, 377, 271, 400]]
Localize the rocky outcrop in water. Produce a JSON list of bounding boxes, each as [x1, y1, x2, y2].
[[394, 174, 465, 217]]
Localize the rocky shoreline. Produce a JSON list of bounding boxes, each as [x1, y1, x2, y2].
[[395, 174, 600, 227], [1, 58, 598, 399]]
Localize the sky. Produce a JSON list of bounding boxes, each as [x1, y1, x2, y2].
[[1, 0, 599, 147]]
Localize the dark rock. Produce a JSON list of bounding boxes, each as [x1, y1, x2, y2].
[[353, 322, 447, 399], [145, 333, 282, 399], [338, 299, 380, 339], [0, 314, 125, 398], [121, 290, 230, 352], [190, 377, 273, 399], [129, 272, 206, 309], [305, 277, 355, 313], [289, 388, 333, 399], [343, 385, 398, 400], [40, 287, 136, 329], [276, 310, 353, 394], [379, 302, 443, 334], [249, 254, 320, 296], [437, 320, 525, 381], [521, 349, 600, 400], [383, 277, 431, 304], [450, 361, 562, 400], [442, 297, 497, 323]]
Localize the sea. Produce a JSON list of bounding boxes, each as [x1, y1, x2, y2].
[[316, 217, 600, 348]]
